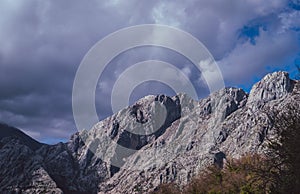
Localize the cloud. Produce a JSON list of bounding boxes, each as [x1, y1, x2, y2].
[[219, 30, 299, 84], [0, 0, 299, 143]]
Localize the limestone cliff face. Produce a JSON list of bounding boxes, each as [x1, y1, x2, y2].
[[0, 71, 299, 194]]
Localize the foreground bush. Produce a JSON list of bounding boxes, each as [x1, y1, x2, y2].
[[154, 154, 275, 194]]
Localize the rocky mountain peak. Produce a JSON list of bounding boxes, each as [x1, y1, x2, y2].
[[0, 71, 299, 194], [203, 87, 248, 122], [247, 71, 293, 107]]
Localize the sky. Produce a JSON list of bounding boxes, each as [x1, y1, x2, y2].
[[0, 0, 300, 144]]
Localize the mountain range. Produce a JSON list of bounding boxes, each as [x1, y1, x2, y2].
[[0, 71, 299, 194]]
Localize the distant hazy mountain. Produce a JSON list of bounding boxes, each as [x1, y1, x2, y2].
[[0, 71, 299, 194]]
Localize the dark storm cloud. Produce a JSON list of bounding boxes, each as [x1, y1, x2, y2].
[[0, 0, 158, 142], [0, 0, 299, 143]]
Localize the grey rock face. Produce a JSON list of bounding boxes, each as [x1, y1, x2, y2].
[[0, 71, 299, 194], [0, 137, 63, 194], [247, 71, 293, 109]]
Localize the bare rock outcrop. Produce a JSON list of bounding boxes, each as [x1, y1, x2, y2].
[[0, 71, 299, 194]]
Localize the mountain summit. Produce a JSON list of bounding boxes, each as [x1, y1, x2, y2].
[[0, 71, 299, 194]]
